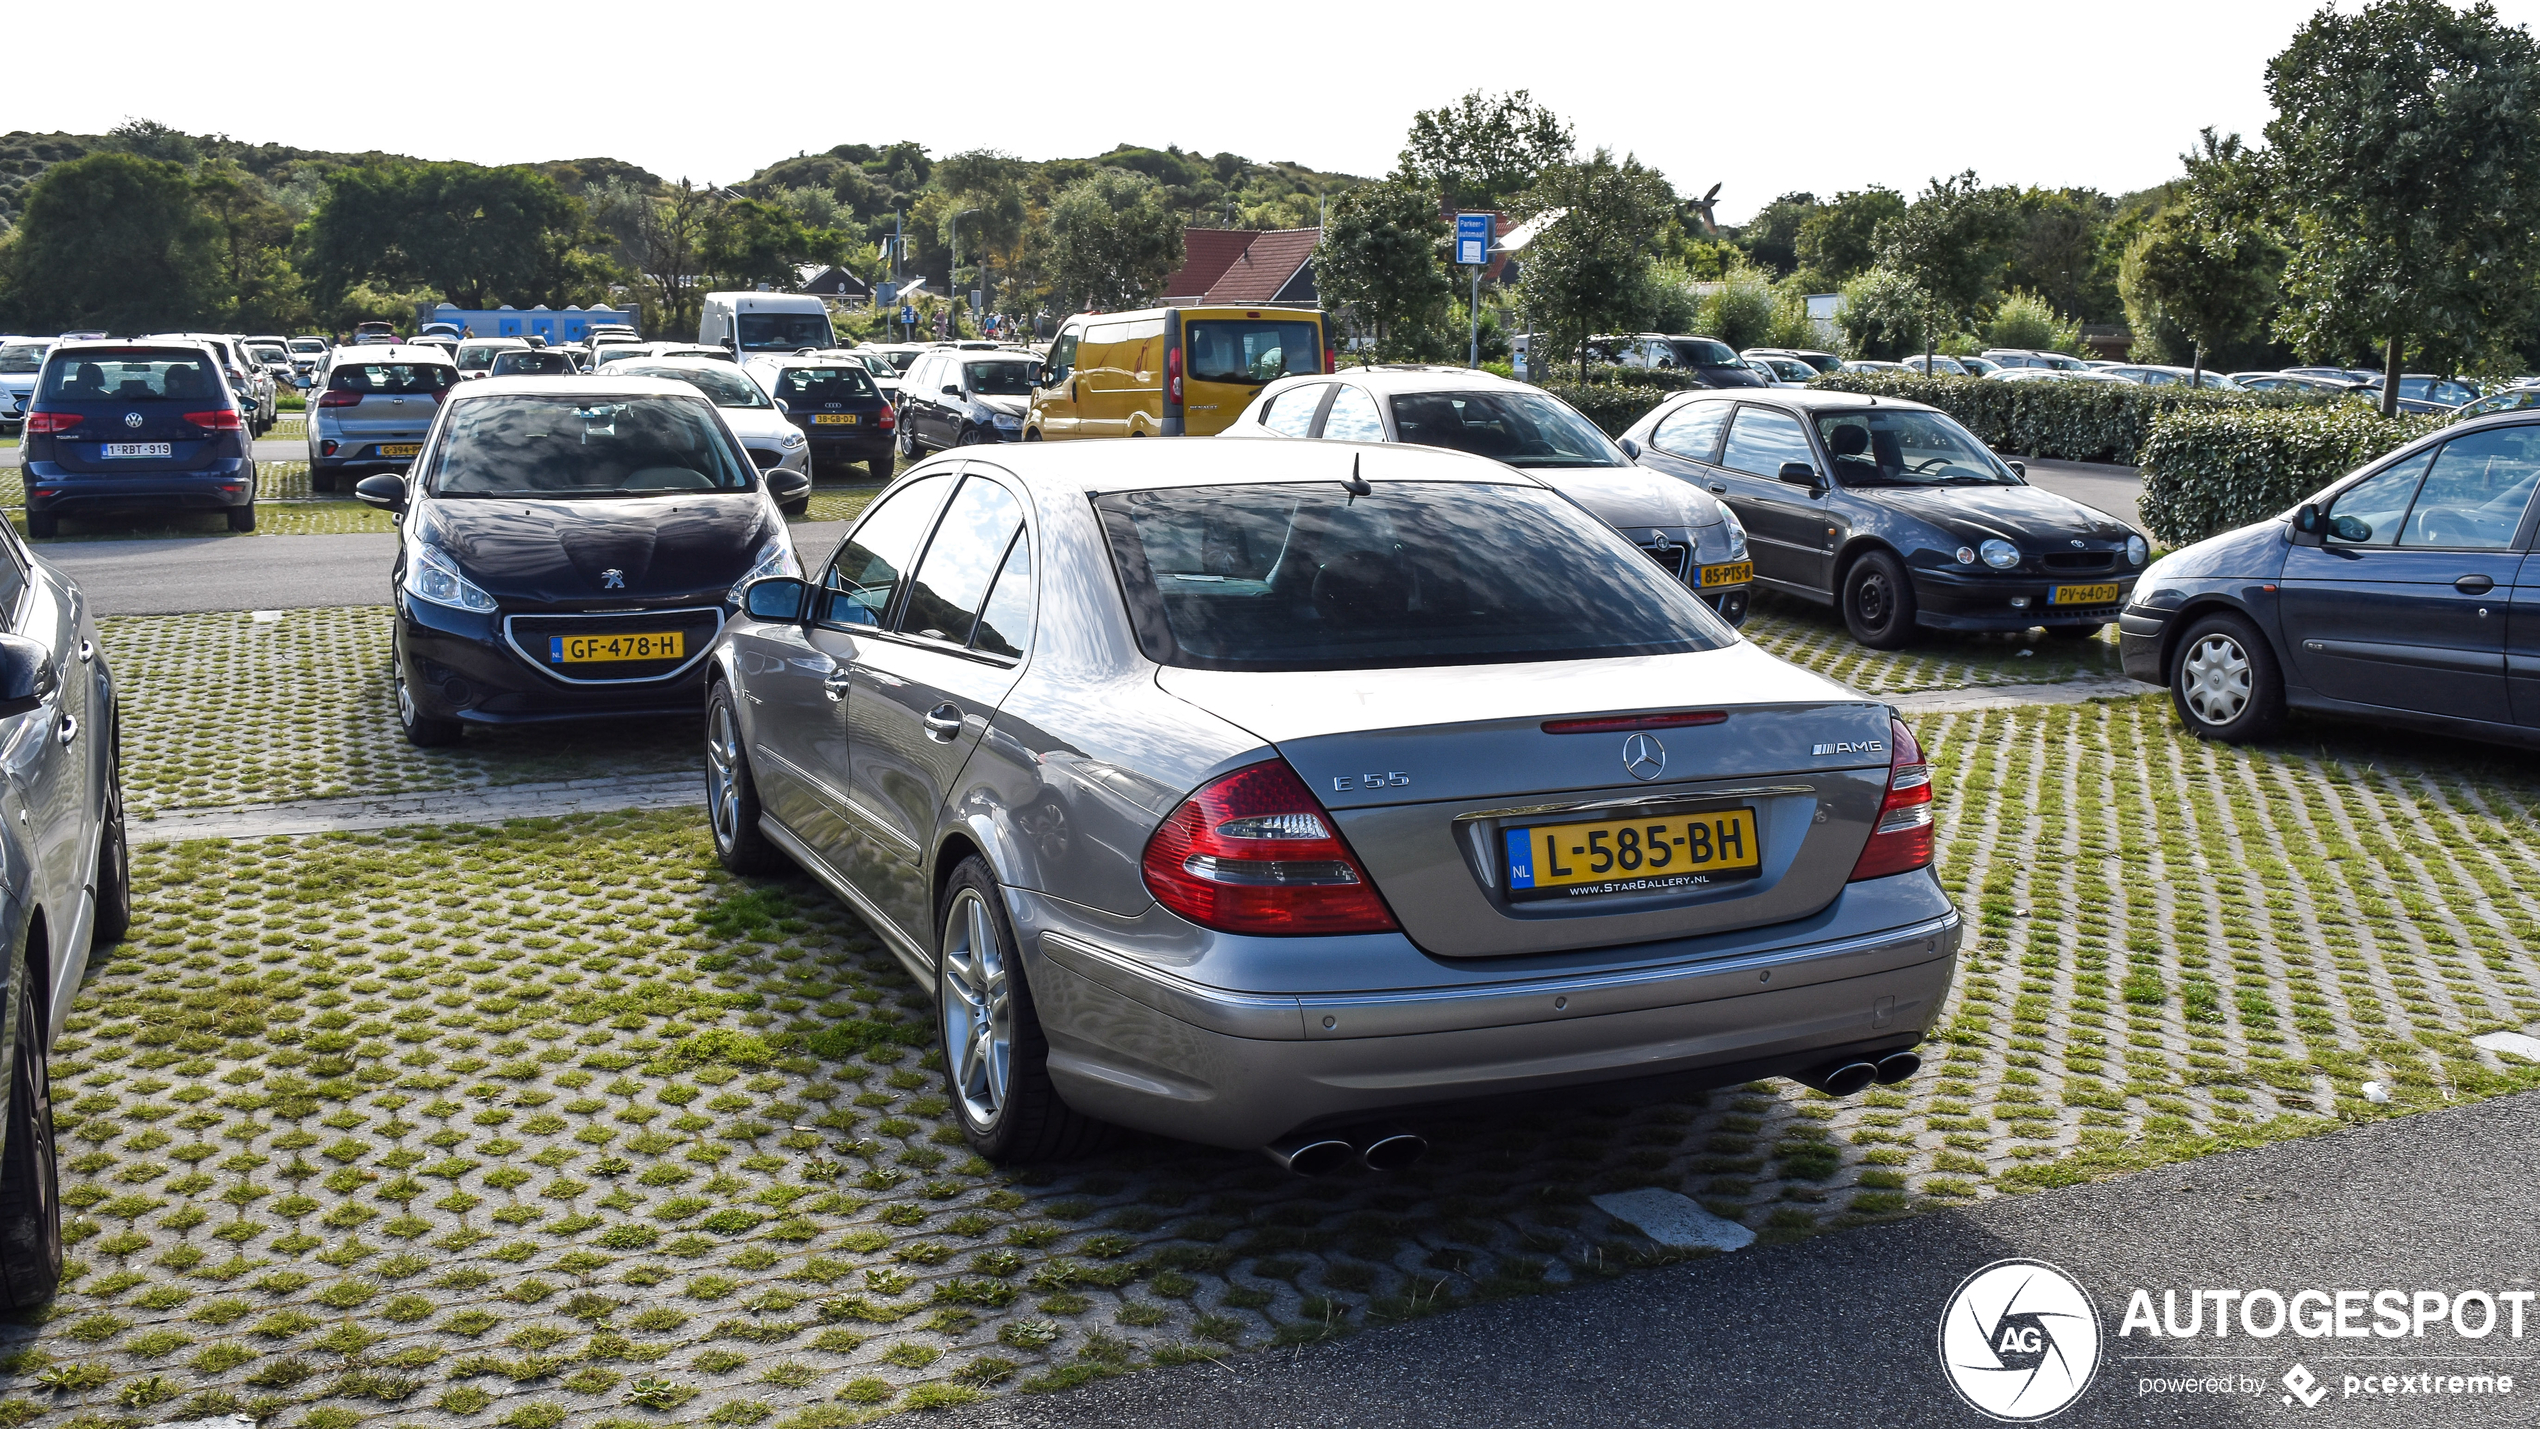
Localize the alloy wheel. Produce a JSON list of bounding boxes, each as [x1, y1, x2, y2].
[[394, 665, 417, 728], [706, 701, 743, 853], [941, 889, 1014, 1129], [2181, 634, 2253, 724]]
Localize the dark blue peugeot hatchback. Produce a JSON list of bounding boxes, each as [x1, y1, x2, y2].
[[19, 340, 258, 537]]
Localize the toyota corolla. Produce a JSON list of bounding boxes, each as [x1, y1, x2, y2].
[[355, 375, 809, 746], [705, 439, 1960, 1171]]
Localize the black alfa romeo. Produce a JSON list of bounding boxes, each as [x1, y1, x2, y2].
[[356, 376, 810, 745], [1617, 389, 2149, 648]]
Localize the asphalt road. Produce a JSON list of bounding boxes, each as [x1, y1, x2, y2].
[[922, 1091, 2540, 1429], [2021, 457, 2147, 533]]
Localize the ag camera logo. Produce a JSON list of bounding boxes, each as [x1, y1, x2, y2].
[[1940, 1258, 2103, 1420]]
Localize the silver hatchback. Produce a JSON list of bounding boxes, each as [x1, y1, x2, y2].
[[306, 344, 458, 490], [707, 440, 1958, 1169]]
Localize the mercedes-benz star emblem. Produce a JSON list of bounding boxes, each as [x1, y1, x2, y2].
[[601, 569, 626, 590], [123, 412, 143, 429], [1622, 732, 1667, 781]]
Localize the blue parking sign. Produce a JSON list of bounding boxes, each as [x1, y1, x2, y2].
[[901, 305, 916, 325], [1455, 212, 1492, 266]]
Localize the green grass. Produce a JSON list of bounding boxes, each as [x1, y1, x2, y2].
[[1742, 591, 2125, 694]]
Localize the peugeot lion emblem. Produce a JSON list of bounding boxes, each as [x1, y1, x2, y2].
[[600, 569, 626, 590], [1622, 733, 1667, 781], [123, 412, 143, 429], [2070, 539, 2086, 548]]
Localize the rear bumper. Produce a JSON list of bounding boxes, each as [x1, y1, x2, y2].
[[311, 439, 425, 469], [1012, 872, 1960, 1148], [22, 461, 254, 512]]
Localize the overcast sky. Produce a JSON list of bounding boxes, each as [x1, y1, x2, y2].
[[12, 1, 2533, 224]]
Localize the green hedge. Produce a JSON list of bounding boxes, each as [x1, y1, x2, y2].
[[1543, 382, 1664, 436], [1805, 372, 2286, 466], [2136, 406, 2445, 547]]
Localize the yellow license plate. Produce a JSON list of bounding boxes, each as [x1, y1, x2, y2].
[[549, 632, 684, 664], [1504, 807, 1761, 901], [1699, 560, 1753, 588], [812, 413, 858, 426], [2051, 583, 2120, 606], [378, 444, 421, 457]]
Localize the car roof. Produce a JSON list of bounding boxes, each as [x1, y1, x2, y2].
[[48, 337, 219, 356], [326, 344, 454, 363], [448, 375, 708, 401], [960, 430, 1535, 502], [607, 357, 747, 374], [1273, 366, 1536, 395], [1653, 386, 1912, 416]]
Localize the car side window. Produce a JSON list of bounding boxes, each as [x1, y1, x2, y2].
[[970, 530, 1034, 659], [2399, 428, 2540, 549], [898, 474, 1024, 644], [821, 472, 954, 627], [2323, 452, 2432, 547], [1045, 331, 1080, 385], [1718, 406, 1815, 478], [1651, 400, 1734, 463], [1260, 384, 1326, 436], [0, 535, 27, 629], [1319, 385, 1385, 441]]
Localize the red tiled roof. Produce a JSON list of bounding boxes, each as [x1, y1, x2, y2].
[[1202, 229, 1321, 304], [1162, 229, 1257, 299]]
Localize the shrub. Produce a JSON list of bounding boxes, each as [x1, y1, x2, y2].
[[1539, 382, 1665, 437], [1807, 370, 2272, 466], [1698, 268, 1777, 352], [2136, 405, 2444, 546], [1985, 290, 2083, 355]]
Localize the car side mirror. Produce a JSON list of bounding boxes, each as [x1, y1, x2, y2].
[[1778, 461, 1822, 489], [774, 399, 789, 414], [766, 468, 811, 503], [2290, 502, 2328, 545], [1037, 365, 1053, 387], [744, 576, 812, 622], [1617, 437, 1641, 460], [943, 384, 962, 397], [354, 471, 410, 511], [0, 634, 56, 719], [2006, 459, 2026, 478]]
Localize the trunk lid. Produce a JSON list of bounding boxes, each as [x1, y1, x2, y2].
[[1157, 641, 1900, 958]]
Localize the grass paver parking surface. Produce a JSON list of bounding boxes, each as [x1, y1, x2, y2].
[[9, 694, 2540, 1425], [1741, 591, 2124, 693]]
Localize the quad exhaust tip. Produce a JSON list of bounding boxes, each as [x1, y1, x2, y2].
[[1261, 1134, 1356, 1177], [1261, 1125, 1429, 1176], [1357, 1127, 1427, 1172], [1875, 1050, 1921, 1084]]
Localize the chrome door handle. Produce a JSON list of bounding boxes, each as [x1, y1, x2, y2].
[[821, 672, 853, 703], [922, 704, 964, 741], [56, 714, 75, 747], [77, 640, 93, 664]]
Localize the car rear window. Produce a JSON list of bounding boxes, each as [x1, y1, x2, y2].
[[0, 343, 47, 375], [428, 394, 753, 497], [456, 344, 518, 369], [963, 361, 1034, 396], [330, 362, 457, 395], [737, 312, 835, 352], [1671, 338, 1741, 367], [1096, 482, 1732, 672], [39, 350, 223, 402], [489, 350, 576, 376], [1388, 390, 1621, 468], [769, 367, 877, 405], [1185, 320, 1319, 384]]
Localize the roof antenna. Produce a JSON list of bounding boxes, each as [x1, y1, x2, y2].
[[1343, 452, 1371, 498]]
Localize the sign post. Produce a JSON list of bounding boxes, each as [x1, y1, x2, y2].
[[1455, 212, 1493, 368]]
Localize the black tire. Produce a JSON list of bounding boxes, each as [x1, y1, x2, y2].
[[393, 660, 462, 748], [90, 730, 130, 947], [2169, 611, 2284, 743], [1841, 548, 1918, 650], [2047, 623, 2103, 641], [22, 514, 55, 540], [1021, 429, 1043, 442], [227, 504, 256, 533], [866, 452, 895, 483], [936, 857, 1108, 1163], [705, 683, 784, 875], [0, 963, 60, 1311]]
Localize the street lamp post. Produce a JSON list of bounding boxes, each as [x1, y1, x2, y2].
[[950, 208, 981, 338]]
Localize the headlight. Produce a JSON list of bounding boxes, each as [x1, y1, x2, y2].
[[1979, 538, 2020, 570], [781, 431, 804, 449], [403, 542, 498, 612], [2126, 534, 2149, 567], [1718, 505, 1747, 561], [992, 413, 1022, 429], [728, 533, 802, 604]]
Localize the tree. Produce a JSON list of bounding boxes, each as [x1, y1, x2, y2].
[[1737, 192, 1820, 276], [99, 117, 200, 168], [1791, 187, 1904, 291], [590, 178, 713, 335], [2117, 132, 2283, 383], [2002, 187, 2121, 323], [1875, 171, 2020, 366], [702, 196, 844, 292], [1314, 177, 1453, 362], [1044, 170, 1184, 313], [301, 161, 585, 310], [1835, 266, 1930, 360], [2267, 0, 2540, 412], [1398, 90, 1575, 212], [0, 152, 220, 332], [191, 159, 306, 332], [1513, 149, 1677, 377]]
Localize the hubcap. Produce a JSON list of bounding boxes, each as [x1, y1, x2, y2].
[[1856, 572, 1892, 627], [941, 890, 1013, 1129], [2181, 634, 2253, 724], [706, 702, 742, 851], [394, 666, 416, 727]]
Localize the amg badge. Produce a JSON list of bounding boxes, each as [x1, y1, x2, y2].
[[1813, 740, 1886, 756]]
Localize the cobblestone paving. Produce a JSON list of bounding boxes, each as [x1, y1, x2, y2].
[[8, 696, 2540, 1427], [1741, 591, 2124, 693], [105, 608, 696, 820]]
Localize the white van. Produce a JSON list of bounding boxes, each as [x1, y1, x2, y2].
[[698, 292, 835, 358]]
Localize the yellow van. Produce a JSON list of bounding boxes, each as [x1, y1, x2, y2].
[[1026, 305, 1327, 439]]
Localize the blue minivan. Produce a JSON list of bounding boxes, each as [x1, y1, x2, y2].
[[18, 340, 258, 536]]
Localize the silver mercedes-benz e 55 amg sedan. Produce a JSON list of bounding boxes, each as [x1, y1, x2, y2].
[[705, 439, 1960, 1171]]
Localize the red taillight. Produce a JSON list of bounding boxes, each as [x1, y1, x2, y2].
[[184, 408, 242, 431], [22, 411, 81, 435], [1849, 718, 1934, 882], [877, 405, 895, 430], [1323, 346, 1337, 374], [1141, 760, 1399, 936], [317, 388, 362, 407], [1165, 346, 1183, 406]]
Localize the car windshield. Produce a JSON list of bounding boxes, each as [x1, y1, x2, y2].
[[1671, 338, 1741, 367], [1388, 390, 1621, 468], [1096, 482, 1732, 672], [249, 345, 289, 364], [1185, 320, 1319, 384], [289, 339, 326, 354], [768, 366, 877, 405], [622, 364, 768, 407], [328, 362, 458, 395], [0, 343, 46, 375], [736, 312, 835, 352], [430, 395, 753, 497], [456, 344, 517, 369], [963, 361, 1035, 396], [1816, 408, 2017, 486], [38, 350, 222, 401]]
